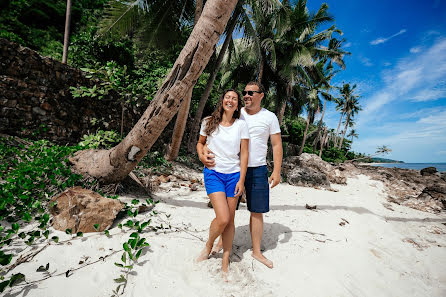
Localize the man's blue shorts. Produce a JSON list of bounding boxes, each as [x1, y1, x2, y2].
[[245, 165, 270, 213], [203, 167, 240, 198]]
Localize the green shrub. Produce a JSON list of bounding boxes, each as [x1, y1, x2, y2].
[[79, 130, 121, 149]]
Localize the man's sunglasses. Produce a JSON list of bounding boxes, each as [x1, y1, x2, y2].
[[242, 90, 262, 96]]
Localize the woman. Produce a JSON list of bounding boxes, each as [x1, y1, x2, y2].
[[196, 89, 249, 277]]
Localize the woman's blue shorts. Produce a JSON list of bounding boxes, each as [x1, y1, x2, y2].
[[203, 167, 240, 198], [245, 165, 270, 213]]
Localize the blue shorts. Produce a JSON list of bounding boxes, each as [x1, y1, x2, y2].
[[203, 167, 240, 198], [245, 165, 269, 213]]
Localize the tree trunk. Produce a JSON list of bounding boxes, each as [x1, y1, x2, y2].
[[257, 51, 265, 84], [186, 7, 241, 153], [334, 112, 344, 147], [194, 0, 203, 25], [62, 0, 72, 64], [338, 112, 350, 149], [298, 111, 311, 155], [319, 127, 327, 157], [69, 0, 239, 184], [165, 87, 194, 160], [313, 97, 327, 153], [277, 82, 291, 125]]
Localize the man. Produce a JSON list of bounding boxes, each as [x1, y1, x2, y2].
[[200, 81, 283, 268]]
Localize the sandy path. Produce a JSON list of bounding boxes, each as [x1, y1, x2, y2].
[[4, 175, 446, 297]]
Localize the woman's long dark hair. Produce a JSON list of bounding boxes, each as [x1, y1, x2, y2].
[[204, 89, 242, 136]]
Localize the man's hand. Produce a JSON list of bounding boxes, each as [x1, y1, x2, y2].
[[268, 171, 281, 188], [199, 145, 215, 168], [234, 180, 244, 197]]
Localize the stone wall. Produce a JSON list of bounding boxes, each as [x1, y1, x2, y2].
[[0, 38, 138, 144]]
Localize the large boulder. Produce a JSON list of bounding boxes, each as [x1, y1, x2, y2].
[[284, 153, 346, 185], [50, 187, 124, 233], [420, 167, 437, 176], [286, 166, 331, 189]]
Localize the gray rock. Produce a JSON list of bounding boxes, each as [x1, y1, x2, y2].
[[286, 166, 331, 189], [420, 167, 437, 176], [50, 187, 124, 233]]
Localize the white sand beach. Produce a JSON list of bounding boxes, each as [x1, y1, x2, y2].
[[4, 173, 446, 297]]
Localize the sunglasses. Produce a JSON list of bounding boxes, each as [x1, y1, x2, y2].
[[242, 90, 262, 96]]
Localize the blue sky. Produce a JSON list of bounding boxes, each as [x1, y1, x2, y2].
[[303, 0, 446, 162]]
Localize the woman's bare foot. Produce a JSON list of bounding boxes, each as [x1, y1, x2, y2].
[[196, 244, 213, 262], [252, 253, 273, 269], [222, 270, 229, 282], [211, 243, 223, 255]]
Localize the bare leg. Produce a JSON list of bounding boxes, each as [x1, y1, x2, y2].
[[197, 192, 230, 262], [250, 212, 273, 268], [212, 236, 223, 255], [221, 196, 238, 275]]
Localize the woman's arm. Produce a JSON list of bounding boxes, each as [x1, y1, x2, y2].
[[234, 139, 249, 197], [197, 135, 210, 166]]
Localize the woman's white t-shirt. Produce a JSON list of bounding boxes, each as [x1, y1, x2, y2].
[[240, 108, 281, 167], [200, 118, 250, 174]]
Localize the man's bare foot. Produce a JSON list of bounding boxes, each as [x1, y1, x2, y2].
[[252, 253, 273, 269], [222, 270, 229, 283], [211, 244, 223, 255], [196, 244, 212, 262]]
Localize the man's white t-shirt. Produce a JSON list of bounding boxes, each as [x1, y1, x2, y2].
[[240, 107, 281, 167], [200, 118, 250, 174]]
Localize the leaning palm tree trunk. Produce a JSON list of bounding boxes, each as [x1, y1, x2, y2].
[[319, 127, 328, 157], [69, 0, 239, 184], [338, 111, 350, 149], [334, 111, 344, 147], [164, 0, 205, 161], [186, 7, 241, 153], [62, 0, 72, 63], [298, 111, 311, 155], [313, 97, 327, 153]]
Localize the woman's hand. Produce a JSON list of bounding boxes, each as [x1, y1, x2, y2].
[[234, 180, 244, 197]]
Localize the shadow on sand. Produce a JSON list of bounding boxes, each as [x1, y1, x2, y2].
[[228, 222, 293, 262]]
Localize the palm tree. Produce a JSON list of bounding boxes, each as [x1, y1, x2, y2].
[[338, 83, 361, 149], [313, 37, 350, 152], [344, 128, 358, 156], [62, 0, 72, 63], [70, 0, 239, 183], [298, 88, 319, 155]]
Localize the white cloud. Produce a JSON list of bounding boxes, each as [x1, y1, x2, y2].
[[410, 88, 446, 102], [410, 46, 422, 53], [370, 29, 407, 45], [360, 37, 446, 122], [359, 56, 373, 67], [344, 42, 352, 48]]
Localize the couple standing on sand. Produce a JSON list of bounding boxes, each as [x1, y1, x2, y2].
[[196, 81, 283, 277]]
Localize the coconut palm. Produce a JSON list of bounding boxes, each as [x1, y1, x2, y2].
[[70, 0, 239, 183], [338, 83, 361, 149], [298, 88, 319, 155], [62, 0, 72, 63]]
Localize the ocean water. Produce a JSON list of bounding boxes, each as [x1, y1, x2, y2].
[[369, 163, 446, 172]]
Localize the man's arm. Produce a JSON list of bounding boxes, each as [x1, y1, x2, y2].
[[269, 133, 282, 188], [197, 137, 215, 167]]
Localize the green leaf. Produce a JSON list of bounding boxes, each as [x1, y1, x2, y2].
[[104, 230, 110, 238], [9, 273, 25, 286], [0, 280, 9, 293], [77, 232, 83, 237], [129, 232, 138, 239], [0, 251, 12, 266], [65, 229, 72, 235], [123, 242, 130, 252], [114, 262, 124, 268], [52, 236, 59, 243], [93, 224, 100, 231], [121, 252, 126, 263], [124, 265, 133, 269], [113, 275, 126, 283], [129, 238, 137, 249], [135, 249, 142, 259], [131, 199, 139, 205], [11, 223, 19, 232], [43, 230, 49, 239]]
